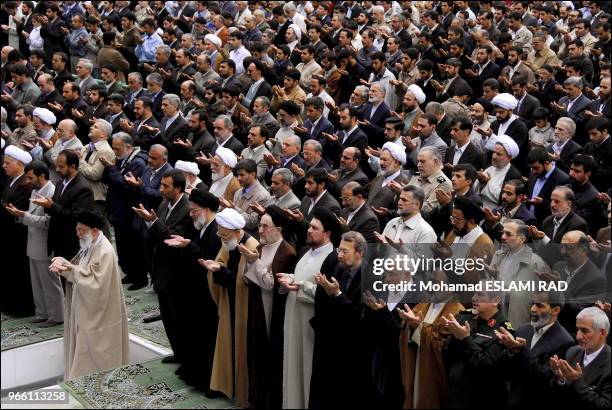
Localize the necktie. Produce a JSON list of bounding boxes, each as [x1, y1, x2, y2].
[[552, 218, 562, 240], [340, 269, 352, 293], [84, 143, 95, 162], [149, 169, 157, 182]]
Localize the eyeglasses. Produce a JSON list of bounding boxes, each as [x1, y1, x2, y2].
[[449, 215, 465, 223], [336, 248, 351, 255]]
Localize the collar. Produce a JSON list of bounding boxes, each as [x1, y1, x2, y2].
[[346, 124, 359, 136], [538, 165, 556, 180], [383, 170, 401, 185], [310, 190, 327, 205], [584, 345, 606, 365], [399, 212, 424, 230]]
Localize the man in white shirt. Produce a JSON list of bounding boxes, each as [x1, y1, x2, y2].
[[381, 185, 437, 245], [228, 31, 251, 76]]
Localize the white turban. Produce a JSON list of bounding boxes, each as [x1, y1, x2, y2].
[[288, 23, 302, 41], [407, 84, 426, 105], [492, 93, 518, 110], [4, 145, 32, 165], [493, 134, 520, 159], [175, 160, 199, 176], [216, 208, 246, 230], [215, 146, 238, 168], [33, 107, 57, 125], [205, 34, 222, 49], [382, 141, 406, 165]]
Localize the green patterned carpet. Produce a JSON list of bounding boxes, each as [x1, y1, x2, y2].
[[60, 358, 236, 409], [123, 285, 170, 348], [1, 313, 64, 351], [1, 285, 169, 351]]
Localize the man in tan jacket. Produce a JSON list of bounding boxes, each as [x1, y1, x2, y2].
[[79, 119, 116, 237]]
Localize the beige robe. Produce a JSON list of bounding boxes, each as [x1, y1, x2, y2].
[[208, 235, 259, 407], [401, 302, 464, 409], [60, 235, 129, 380]]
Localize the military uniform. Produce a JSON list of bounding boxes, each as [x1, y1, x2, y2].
[[407, 170, 452, 219], [443, 309, 515, 408]]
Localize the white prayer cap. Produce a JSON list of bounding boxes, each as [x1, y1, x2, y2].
[[216, 208, 246, 230], [33, 107, 56, 125], [492, 93, 518, 110], [4, 145, 32, 165], [407, 84, 426, 105], [215, 146, 238, 168], [205, 34, 222, 49], [382, 141, 406, 165], [493, 134, 520, 159], [175, 160, 200, 176]]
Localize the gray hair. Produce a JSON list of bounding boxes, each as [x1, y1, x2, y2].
[[577, 307, 610, 333], [553, 185, 574, 202], [371, 5, 384, 15], [253, 9, 266, 19], [402, 185, 425, 208], [370, 82, 386, 96], [304, 139, 322, 153], [564, 76, 583, 89], [533, 32, 547, 42], [150, 144, 168, 159], [182, 33, 194, 43], [162, 93, 181, 108], [354, 85, 369, 100], [96, 119, 113, 138], [254, 96, 271, 109], [60, 119, 78, 134], [283, 3, 296, 14], [419, 146, 443, 163], [78, 59, 93, 72], [215, 114, 234, 130], [392, 13, 406, 22], [112, 132, 134, 146], [156, 44, 172, 57], [425, 101, 445, 115], [286, 135, 302, 150], [146, 72, 164, 86], [504, 218, 529, 237], [556, 117, 576, 136], [341, 231, 367, 254], [273, 167, 294, 186], [128, 72, 143, 84]]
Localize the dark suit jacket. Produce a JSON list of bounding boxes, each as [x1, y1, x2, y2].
[[132, 116, 161, 152], [107, 81, 127, 97], [35, 90, 65, 111], [299, 191, 341, 221], [444, 142, 486, 173], [482, 203, 537, 242], [339, 203, 380, 243], [552, 344, 611, 409], [265, 155, 306, 187], [507, 321, 575, 409], [573, 181, 607, 235], [109, 112, 128, 136], [133, 162, 173, 231], [527, 167, 570, 223], [546, 140, 582, 174], [515, 93, 541, 129], [247, 81, 273, 111], [439, 76, 470, 103], [124, 88, 150, 121], [219, 135, 245, 156], [436, 113, 453, 145], [541, 211, 588, 243], [587, 98, 611, 120], [159, 115, 191, 165], [151, 90, 166, 121], [148, 194, 192, 290], [41, 17, 67, 57], [304, 116, 336, 163], [46, 174, 94, 258], [360, 102, 391, 147], [53, 69, 74, 91], [582, 137, 612, 193], [558, 94, 592, 145]]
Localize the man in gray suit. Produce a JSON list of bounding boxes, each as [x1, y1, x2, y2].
[[5, 161, 64, 327]]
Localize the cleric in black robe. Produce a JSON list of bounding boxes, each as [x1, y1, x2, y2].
[[244, 206, 297, 409], [164, 188, 222, 392], [1, 146, 34, 316]]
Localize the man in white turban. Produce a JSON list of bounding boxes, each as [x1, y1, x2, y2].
[[29, 108, 57, 160], [365, 140, 410, 223], [482, 92, 529, 170], [198, 207, 259, 406], [205, 34, 224, 70], [209, 147, 240, 201], [1, 145, 35, 316], [175, 160, 204, 194], [407, 84, 426, 105], [479, 135, 523, 209], [33, 107, 57, 126]]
